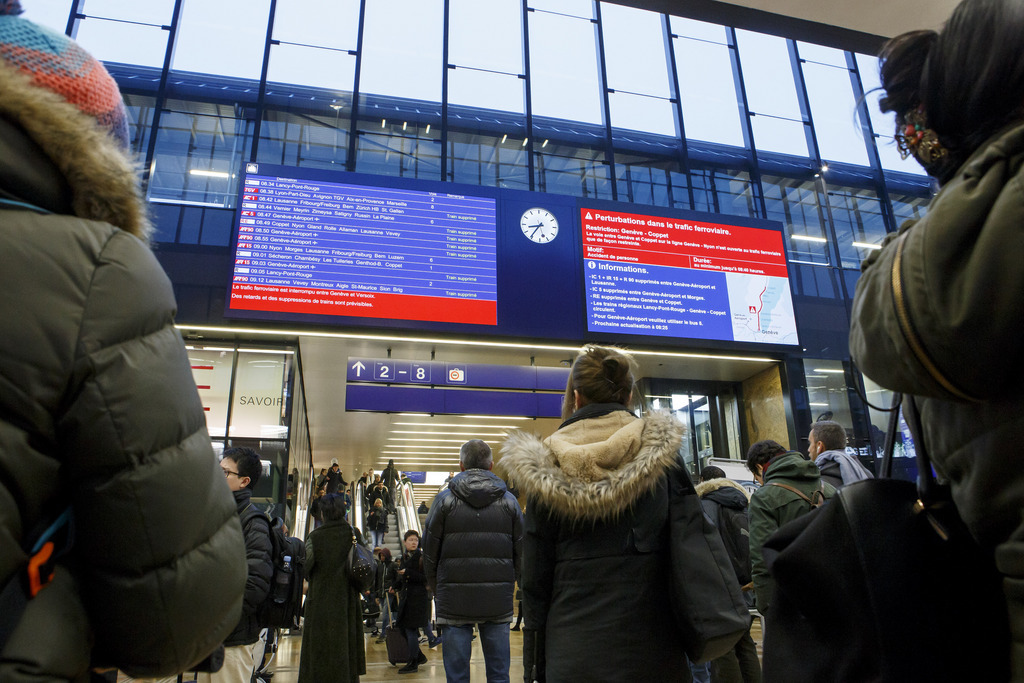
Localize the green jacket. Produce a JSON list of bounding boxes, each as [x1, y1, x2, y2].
[[0, 60, 245, 680], [748, 452, 834, 614], [850, 121, 1024, 677]]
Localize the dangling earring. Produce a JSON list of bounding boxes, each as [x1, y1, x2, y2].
[[895, 106, 947, 166]]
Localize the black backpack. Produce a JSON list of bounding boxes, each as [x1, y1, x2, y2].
[[242, 507, 305, 630]]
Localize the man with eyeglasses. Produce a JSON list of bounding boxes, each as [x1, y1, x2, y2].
[[216, 447, 274, 683]]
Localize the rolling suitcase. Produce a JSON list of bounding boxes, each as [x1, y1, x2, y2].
[[383, 596, 410, 665]]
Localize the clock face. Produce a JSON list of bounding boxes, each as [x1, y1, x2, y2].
[[520, 207, 559, 243]]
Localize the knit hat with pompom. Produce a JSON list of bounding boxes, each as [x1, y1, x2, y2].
[[0, 0, 129, 149]]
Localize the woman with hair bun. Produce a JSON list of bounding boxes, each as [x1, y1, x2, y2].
[[499, 345, 691, 681], [850, 0, 1024, 677]]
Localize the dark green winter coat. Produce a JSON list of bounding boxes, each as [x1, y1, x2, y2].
[[748, 451, 834, 615], [850, 120, 1024, 678], [298, 519, 365, 683], [0, 59, 245, 681]]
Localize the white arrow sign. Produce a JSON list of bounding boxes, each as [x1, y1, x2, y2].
[[352, 361, 366, 377]]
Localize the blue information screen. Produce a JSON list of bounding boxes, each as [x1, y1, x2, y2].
[[228, 166, 498, 325]]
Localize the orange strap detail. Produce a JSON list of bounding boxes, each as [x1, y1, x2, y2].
[[27, 542, 55, 597]]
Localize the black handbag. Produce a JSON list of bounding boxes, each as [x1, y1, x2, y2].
[[667, 461, 752, 663], [761, 394, 1010, 682], [347, 537, 376, 593]]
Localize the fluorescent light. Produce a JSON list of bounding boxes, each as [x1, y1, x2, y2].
[[393, 422, 525, 429], [820, 164, 829, 172], [388, 438, 501, 443], [521, 138, 528, 146], [788, 258, 829, 266], [542, 139, 549, 148], [791, 234, 827, 243], [383, 445, 461, 450], [501, 134, 508, 144], [237, 348, 295, 355], [189, 169, 230, 178], [851, 241, 882, 250], [402, 121, 407, 131], [809, 402, 830, 407], [812, 368, 845, 374], [425, 124, 431, 134], [455, 415, 532, 420], [186, 346, 235, 352], [330, 103, 343, 110], [389, 430, 507, 437], [381, 119, 387, 128]]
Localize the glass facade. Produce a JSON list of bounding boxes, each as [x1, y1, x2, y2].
[[25, 0, 939, 463]]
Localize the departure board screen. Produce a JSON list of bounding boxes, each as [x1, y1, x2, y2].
[[227, 166, 498, 325], [581, 206, 798, 345]]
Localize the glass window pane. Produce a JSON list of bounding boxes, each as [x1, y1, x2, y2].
[[530, 0, 593, 19], [735, 30, 801, 120], [802, 60, 869, 165], [750, 115, 808, 157], [148, 100, 252, 208], [123, 93, 157, 159], [802, 359, 854, 439], [449, 68, 525, 114], [360, 0, 443, 102], [601, 3, 671, 98], [172, 0, 270, 80], [609, 91, 676, 136], [828, 185, 887, 268], [22, 0, 72, 33], [797, 40, 848, 67], [614, 154, 688, 209], [855, 53, 928, 176], [354, 110, 442, 180], [256, 108, 350, 171], [272, 0, 359, 49], [889, 191, 932, 225], [691, 167, 757, 218], [448, 126, 529, 190], [267, 43, 355, 90], [534, 141, 612, 199], [77, 0, 173, 24], [529, 11, 602, 124], [670, 16, 728, 44], [450, 0, 522, 74], [675, 37, 744, 147], [74, 17, 169, 67], [762, 174, 829, 265]]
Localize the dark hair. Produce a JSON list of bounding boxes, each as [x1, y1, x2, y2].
[[319, 493, 348, 521], [460, 439, 493, 470], [810, 420, 848, 451], [403, 529, 420, 541], [222, 447, 262, 490], [879, 0, 1024, 184], [745, 440, 788, 476], [563, 345, 637, 420], [700, 465, 727, 482]]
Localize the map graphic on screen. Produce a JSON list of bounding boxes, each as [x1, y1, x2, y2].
[[227, 166, 498, 325], [581, 207, 798, 345]]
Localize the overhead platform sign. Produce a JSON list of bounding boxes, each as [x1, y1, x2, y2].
[[345, 357, 568, 417]]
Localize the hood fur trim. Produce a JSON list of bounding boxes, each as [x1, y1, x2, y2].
[[498, 411, 683, 522], [695, 477, 750, 500], [0, 60, 152, 240]]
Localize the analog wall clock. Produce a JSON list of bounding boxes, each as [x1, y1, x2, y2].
[[520, 207, 559, 243]]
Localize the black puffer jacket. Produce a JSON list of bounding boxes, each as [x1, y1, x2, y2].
[[499, 405, 689, 682], [422, 469, 524, 624], [0, 60, 245, 680], [696, 478, 752, 586], [230, 489, 274, 646]]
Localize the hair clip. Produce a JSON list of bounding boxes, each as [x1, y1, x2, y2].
[[895, 107, 947, 165]]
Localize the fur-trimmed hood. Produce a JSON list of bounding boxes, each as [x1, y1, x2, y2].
[[695, 477, 750, 509], [498, 409, 684, 522], [0, 59, 151, 239]]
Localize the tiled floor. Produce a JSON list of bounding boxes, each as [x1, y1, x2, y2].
[[266, 626, 525, 682]]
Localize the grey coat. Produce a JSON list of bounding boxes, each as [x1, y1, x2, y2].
[[850, 121, 1024, 679], [0, 59, 245, 680]]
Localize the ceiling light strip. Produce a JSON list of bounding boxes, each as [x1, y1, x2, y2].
[[175, 325, 776, 364]]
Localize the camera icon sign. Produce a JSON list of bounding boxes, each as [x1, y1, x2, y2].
[[448, 367, 466, 383]]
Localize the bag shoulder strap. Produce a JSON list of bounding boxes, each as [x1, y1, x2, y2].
[[765, 481, 825, 508]]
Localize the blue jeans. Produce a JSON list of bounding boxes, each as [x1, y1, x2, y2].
[[441, 622, 510, 683], [371, 528, 385, 547]]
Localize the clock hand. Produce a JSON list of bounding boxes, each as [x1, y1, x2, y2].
[[530, 226, 542, 238]]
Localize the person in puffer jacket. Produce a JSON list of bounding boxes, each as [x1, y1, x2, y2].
[[0, 4, 246, 680]]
